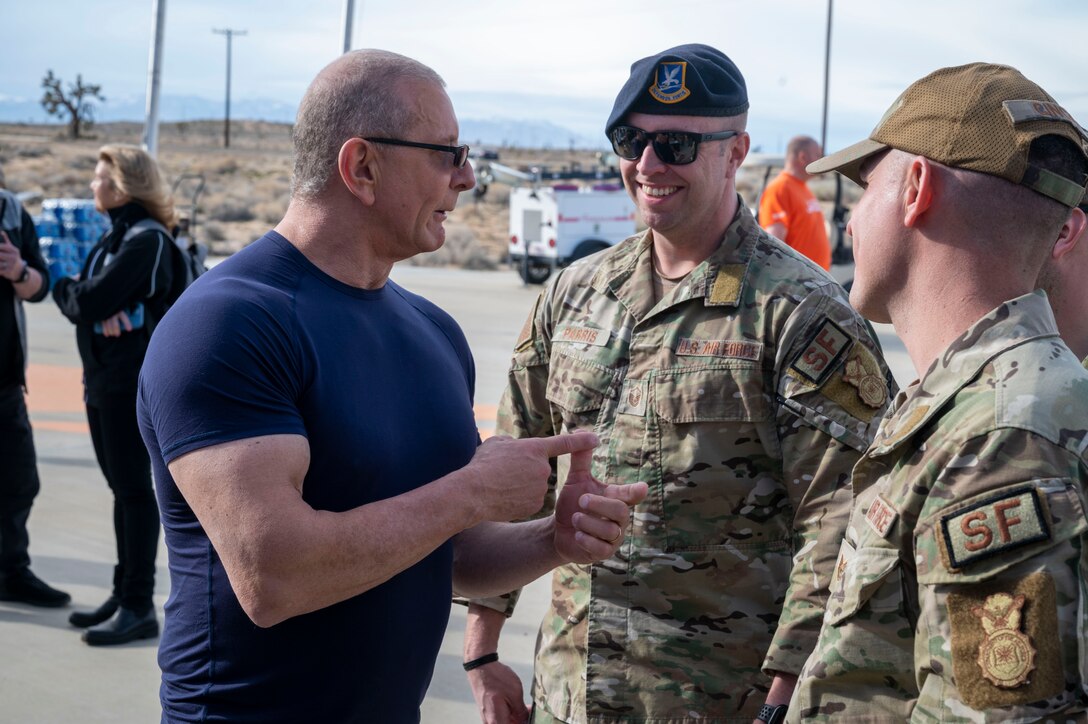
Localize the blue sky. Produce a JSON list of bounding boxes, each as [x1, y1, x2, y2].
[[1, 0, 1085, 152]]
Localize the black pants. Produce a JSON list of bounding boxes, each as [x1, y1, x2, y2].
[[86, 392, 159, 612], [0, 383, 41, 576]]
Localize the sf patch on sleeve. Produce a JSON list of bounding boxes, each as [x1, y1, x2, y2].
[[790, 318, 852, 387], [939, 486, 1050, 571]]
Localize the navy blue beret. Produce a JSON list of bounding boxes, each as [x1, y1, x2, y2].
[[605, 44, 749, 135]]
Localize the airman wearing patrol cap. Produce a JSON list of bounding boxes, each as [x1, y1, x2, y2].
[[789, 63, 1088, 722], [462, 43, 895, 724]]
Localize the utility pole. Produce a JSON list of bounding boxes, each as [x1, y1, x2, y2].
[[820, 0, 850, 265], [341, 0, 355, 54], [142, 0, 167, 156], [212, 27, 247, 148], [820, 0, 833, 154]]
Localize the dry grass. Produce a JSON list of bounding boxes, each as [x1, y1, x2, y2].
[[0, 122, 861, 262], [0, 121, 606, 263]]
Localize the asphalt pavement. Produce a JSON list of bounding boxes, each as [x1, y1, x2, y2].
[[0, 263, 913, 723]]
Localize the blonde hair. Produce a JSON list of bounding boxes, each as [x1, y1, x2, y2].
[[98, 144, 178, 229]]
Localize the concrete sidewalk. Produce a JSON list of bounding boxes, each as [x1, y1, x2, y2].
[[1, 265, 914, 723]]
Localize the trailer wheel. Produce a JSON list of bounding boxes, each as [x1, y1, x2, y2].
[[518, 260, 552, 284], [570, 240, 611, 262]]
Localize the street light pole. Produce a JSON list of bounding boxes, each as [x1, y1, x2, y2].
[[212, 27, 247, 148], [820, 0, 850, 265], [341, 0, 355, 54], [141, 0, 167, 156], [820, 0, 833, 154]]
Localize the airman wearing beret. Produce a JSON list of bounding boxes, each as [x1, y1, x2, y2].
[[462, 43, 895, 724], [789, 62, 1088, 722]]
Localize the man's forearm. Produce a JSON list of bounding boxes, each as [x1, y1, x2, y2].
[[453, 518, 561, 599], [765, 671, 797, 707], [464, 603, 508, 659]]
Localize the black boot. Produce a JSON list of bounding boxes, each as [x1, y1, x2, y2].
[[69, 595, 120, 628], [0, 569, 71, 608], [82, 606, 159, 646]]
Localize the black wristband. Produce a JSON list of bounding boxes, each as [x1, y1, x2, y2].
[[757, 703, 788, 724], [16, 261, 29, 284], [462, 652, 499, 671]]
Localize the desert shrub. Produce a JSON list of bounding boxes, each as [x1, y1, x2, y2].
[[44, 171, 87, 189], [252, 200, 285, 224], [460, 249, 498, 271], [15, 147, 52, 159], [201, 222, 226, 242], [406, 225, 494, 269], [208, 200, 255, 223]]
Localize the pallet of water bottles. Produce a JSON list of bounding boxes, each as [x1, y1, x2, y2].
[[34, 199, 111, 288]]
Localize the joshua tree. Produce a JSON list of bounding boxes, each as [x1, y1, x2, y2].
[[40, 70, 105, 139]]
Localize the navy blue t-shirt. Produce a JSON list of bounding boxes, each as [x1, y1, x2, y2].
[[137, 231, 479, 723]]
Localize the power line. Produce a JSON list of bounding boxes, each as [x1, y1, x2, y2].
[[212, 28, 247, 148]]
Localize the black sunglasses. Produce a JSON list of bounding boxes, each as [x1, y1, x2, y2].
[[365, 137, 470, 169], [609, 125, 739, 165]]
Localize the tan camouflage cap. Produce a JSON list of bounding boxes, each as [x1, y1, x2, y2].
[[809, 63, 1088, 208]]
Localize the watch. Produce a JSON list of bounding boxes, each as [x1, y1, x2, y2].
[[757, 703, 788, 724], [15, 261, 29, 283]]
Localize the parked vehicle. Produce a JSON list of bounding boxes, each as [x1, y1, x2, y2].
[[508, 184, 637, 284]]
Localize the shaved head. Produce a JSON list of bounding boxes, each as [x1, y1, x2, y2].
[[787, 135, 819, 160], [291, 49, 445, 199]]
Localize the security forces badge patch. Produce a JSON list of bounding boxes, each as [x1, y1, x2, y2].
[[946, 572, 1063, 709], [971, 592, 1035, 688], [649, 61, 691, 104]]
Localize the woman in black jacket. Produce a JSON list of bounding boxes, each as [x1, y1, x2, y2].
[[53, 144, 181, 646]]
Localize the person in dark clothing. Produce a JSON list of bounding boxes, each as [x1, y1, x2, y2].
[[0, 182, 71, 609], [53, 144, 181, 646]]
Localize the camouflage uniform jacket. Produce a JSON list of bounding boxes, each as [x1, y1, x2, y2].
[[475, 204, 894, 723], [789, 291, 1088, 722]]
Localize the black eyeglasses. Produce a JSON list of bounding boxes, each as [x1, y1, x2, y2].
[[609, 125, 739, 165], [365, 137, 470, 168]]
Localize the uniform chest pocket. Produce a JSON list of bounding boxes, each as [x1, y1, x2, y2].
[[545, 351, 618, 428], [825, 541, 903, 625], [653, 365, 770, 423], [649, 365, 784, 550]]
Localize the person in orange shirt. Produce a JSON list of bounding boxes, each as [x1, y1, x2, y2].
[[759, 135, 832, 269]]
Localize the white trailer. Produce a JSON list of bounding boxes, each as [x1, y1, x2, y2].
[[508, 184, 637, 284]]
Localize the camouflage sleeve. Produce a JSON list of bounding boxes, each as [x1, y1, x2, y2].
[[762, 285, 897, 676], [911, 429, 1088, 721], [454, 291, 561, 617]]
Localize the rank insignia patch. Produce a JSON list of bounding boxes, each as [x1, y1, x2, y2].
[[790, 319, 852, 387], [939, 487, 1050, 571], [617, 378, 647, 417], [649, 61, 691, 104]]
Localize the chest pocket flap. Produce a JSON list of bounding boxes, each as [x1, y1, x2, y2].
[[653, 365, 770, 422], [825, 540, 903, 626], [545, 351, 618, 413]]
